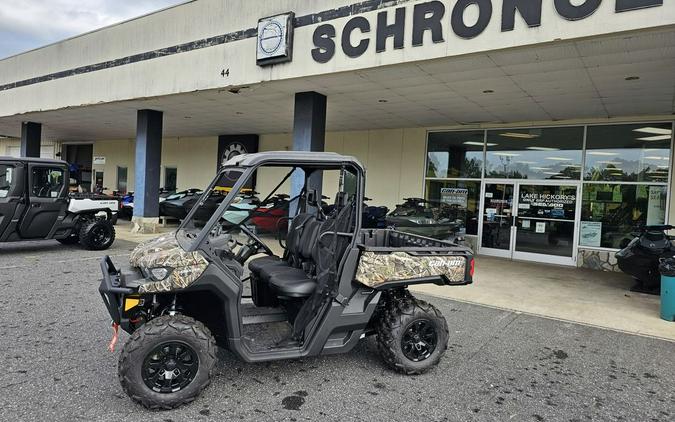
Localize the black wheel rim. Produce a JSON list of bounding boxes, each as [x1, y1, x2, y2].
[[142, 341, 199, 393], [401, 319, 438, 362], [91, 225, 112, 245]]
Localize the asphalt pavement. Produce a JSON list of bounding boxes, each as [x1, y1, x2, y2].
[[0, 239, 673, 422]]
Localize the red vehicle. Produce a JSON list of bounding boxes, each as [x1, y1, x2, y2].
[[251, 194, 289, 233]]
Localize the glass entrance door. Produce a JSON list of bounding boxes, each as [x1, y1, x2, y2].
[[513, 184, 578, 266], [480, 183, 516, 258], [479, 182, 579, 266]]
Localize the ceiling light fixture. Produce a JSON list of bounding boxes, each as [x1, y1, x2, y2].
[[597, 161, 621, 165], [587, 151, 619, 156], [633, 127, 672, 135], [545, 157, 573, 161], [636, 135, 672, 141], [493, 152, 521, 157], [645, 156, 666, 160], [532, 167, 552, 171], [526, 147, 559, 151], [463, 141, 497, 147], [499, 132, 539, 139]]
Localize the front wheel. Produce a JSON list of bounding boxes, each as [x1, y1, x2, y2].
[[376, 295, 449, 375], [79, 218, 115, 250], [118, 315, 216, 410]]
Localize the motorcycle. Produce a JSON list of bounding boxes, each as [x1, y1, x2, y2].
[[615, 225, 675, 295]]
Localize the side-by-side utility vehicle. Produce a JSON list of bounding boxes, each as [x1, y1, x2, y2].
[[0, 157, 118, 250], [99, 152, 474, 409]]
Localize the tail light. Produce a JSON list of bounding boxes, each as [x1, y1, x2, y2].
[[469, 258, 475, 278]]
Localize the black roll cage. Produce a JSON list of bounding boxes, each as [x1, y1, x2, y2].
[[178, 157, 365, 254]]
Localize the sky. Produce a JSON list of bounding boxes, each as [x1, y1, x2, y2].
[[0, 0, 184, 59]]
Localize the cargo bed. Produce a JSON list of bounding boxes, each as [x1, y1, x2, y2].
[[355, 229, 474, 289]]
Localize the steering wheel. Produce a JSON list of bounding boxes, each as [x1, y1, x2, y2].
[[239, 224, 274, 256]]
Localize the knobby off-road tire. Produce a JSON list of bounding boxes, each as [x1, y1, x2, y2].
[[79, 218, 115, 250], [376, 295, 449, 375], [118, 315, 217, 410]]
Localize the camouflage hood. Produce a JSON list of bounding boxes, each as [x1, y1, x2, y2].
[[129, 232, 209, 294]]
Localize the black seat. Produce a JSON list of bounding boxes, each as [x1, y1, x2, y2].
[[248, 213, 314, 275], [268, 269, 316, 298], [259, 220, 321, 281], [248, 255, 281, 274]]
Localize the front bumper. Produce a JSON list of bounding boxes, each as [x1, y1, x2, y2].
[[98, 256, 144, 333]]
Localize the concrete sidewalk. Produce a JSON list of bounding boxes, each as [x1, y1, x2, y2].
[[114, 219, 175, 243], [412, 256, 674, 342]]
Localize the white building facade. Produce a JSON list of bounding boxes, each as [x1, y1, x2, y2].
[[1, 0, 674, 271]]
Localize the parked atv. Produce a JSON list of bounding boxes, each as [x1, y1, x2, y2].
[[250, 193, 290, 233], [0, 157, 118, 250], [616, 225, 675, 295], [158, 189, 204, 219], [386, 198, 463, 241], [362, 196, 389, 229], [99, 152, 474, 409]]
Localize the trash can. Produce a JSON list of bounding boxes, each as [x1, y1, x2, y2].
[[659, 258, 675, 322]]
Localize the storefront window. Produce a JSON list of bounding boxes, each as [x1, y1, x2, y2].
[[424, 180, 480, 235], [585, 123, 672, 183], [427, 131, 484, 179], [485, 127, 584, 180], [580, 184, 668, 249]]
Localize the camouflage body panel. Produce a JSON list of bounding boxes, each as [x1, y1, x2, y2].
[[128, 232, 209, 294], [355, 251, 466, 288]]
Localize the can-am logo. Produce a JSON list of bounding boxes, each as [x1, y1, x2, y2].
[[311, 0, 664, 63], [257, 13, 295, 66]]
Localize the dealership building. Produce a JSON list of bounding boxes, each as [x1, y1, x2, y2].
[[1, 0, 674, 272]]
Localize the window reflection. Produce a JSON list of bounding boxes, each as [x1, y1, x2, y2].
[[485, 127, 584, 180], [427, 131, 484, 179], [425, 180, 480, 235], [585, 123, 672, 183], [581, 184, 668, 249]]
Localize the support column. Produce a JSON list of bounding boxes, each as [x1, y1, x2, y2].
[[132, 110, 163, 234], [291, 92, 327, 212], [20, 122, 42, 157]]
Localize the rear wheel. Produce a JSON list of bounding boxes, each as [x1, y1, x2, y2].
[[118, 315, 216, 410], [376, 294, 449, 375], [79, 218, 115, 250]]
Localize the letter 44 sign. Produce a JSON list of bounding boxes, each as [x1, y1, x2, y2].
[[257, 13, 295, 66]]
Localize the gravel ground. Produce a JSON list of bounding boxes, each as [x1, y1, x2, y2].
[[0, 239, 673, 422]]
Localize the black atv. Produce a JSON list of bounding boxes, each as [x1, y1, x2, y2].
[[99, 152, 474, 409], [0, 156, 117, 250]]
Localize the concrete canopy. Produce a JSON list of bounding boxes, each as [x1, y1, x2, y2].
[[0, 0, 673, 140]]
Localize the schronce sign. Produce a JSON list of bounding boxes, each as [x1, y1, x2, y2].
[[310, 0, 664, 63]]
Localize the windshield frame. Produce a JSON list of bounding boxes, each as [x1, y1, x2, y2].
[[177, 165, 254, 252]]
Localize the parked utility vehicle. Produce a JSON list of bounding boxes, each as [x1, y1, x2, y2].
[[0, 157, 118, 250], [99, 152, 474, 409]]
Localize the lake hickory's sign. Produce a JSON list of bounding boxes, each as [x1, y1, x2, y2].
[[307, 0, 663, 63]]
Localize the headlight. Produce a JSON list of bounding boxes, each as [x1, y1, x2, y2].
[[149, 267, 172, 281]]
